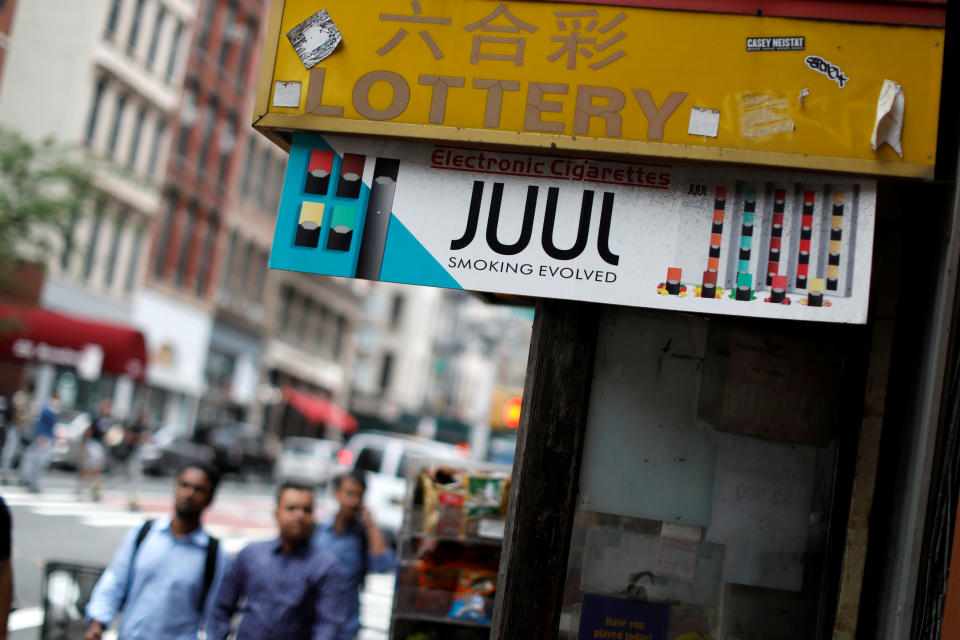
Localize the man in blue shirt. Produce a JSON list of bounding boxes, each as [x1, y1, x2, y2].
[[84, 463, 229, 640], [19, 391, 58, 492], [208, 482, 348, 640], [314, 472, 396, 640]]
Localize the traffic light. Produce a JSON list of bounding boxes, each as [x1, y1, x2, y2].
[[502, 396, 522, 429]]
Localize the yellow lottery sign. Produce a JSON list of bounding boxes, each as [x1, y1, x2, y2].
[[255, 0, 944, 178]]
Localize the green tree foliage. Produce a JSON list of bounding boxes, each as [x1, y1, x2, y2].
[[0, 126, 94, 277]]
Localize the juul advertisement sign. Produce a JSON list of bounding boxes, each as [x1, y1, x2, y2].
[[270, 133, 876, 324]]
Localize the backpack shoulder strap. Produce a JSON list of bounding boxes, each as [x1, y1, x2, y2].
[[359, 522, 369, 576], [120, 519, 154, 610], [200, 536, 219, 610], [134, 519, 153, 551]]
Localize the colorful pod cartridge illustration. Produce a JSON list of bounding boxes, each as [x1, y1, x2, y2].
[[305, 150, 334, 195], [336, 153, 366, 199], [295, 202, 325, 248], [327, 205, 356, 251]]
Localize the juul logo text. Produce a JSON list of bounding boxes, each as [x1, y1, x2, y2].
[[450, 181, 620, 266]]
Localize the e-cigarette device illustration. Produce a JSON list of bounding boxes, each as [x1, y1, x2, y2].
[[354, 158, 400, 280]]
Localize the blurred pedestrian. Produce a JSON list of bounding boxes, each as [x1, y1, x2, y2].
[[119, 409, 151, 510], [77, 398, 111, 501], [0, 496, 12, 640], [84, 463, 228, 640], [207, 482, 348, 640], [314, 472, 396, 640], [19, 391, 58, 493], [1, 382, 33, 484]]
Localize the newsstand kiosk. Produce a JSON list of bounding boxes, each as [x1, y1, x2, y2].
[[253, 1, 958, 637]]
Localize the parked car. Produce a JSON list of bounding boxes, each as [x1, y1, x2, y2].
[[49, 411, 92, 470], [205, 422, 278, 480], [335, 431, 470, 533], [140, 426, 217, 476], [275, 437, 340, 487]]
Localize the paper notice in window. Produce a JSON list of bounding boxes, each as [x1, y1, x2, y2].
[[287, 10, 343, 69], [655, 522, 702, 583]]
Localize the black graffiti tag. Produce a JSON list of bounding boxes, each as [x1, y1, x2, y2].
[[805, 55, 849, 88]]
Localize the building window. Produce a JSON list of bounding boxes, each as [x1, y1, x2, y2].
[[238, 135, 256, 197], [165, 20, 183, 81], [104, 213, 124, 287], [146, 119, 166, 178], [85, 78, 107, 145], [84, 206, 105, 280], [146, 6, 166, 70], [333, 315, 347, 358], [254, 146, 271, 205], [389, 294, 405, 329], [198, 98, 219, 170], [278, 285, 294, 334], [236, 17, 256, 85], [271, 156, 286, 209], [125, 223, 145, 292], [216, 113, 237, 185], [195, 214, 217, 296], [253, 249, 267, 302], [313, 305, 328, 350], [218, 2, 237, 68], [60, 207, 80, 271], [107, 93, 128, 157], [219, 229, 237, 292], [379, 352, 394, 391], [198, 0, 217, 52], [127, 0, 145, 51], [298, 297, 312, 342], [104, 0, 122, 36], [176, 83, 198, 159], [175, 204, 197, 286], [205, 349, 236, 391], [127, 105, 147, 168], [153, 194, 176, 278]]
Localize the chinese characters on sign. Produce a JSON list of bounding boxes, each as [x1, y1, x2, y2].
[[376, 1, 629, 71]]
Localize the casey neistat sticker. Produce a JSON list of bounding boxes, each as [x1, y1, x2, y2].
[[746, 36, 805, 52], [805, 55, 849, 88]]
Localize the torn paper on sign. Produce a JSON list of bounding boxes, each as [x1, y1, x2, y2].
[[739, 94, 795, 138], [871, 80, 904, 158], [287, 10, 342, 69], [273, 81, 302, 108], [688, 107, 720, 137]]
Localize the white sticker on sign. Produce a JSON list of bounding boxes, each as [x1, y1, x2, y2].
[[688, 107, 720, 137], [273, 81, 302, 108]]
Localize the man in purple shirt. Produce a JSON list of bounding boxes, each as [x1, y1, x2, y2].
[[207, 482, 348, 640]]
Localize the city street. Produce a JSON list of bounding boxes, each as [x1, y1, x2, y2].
[[2, 472, 392, 639]]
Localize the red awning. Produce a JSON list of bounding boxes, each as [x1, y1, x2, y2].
[[0, 304, 148, 381], [283, 386, 358, 434]]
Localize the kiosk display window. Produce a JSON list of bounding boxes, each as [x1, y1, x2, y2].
[[560, 308, 857, 639]]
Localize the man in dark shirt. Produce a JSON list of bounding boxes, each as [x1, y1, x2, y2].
[[207, 482, 348, 640], [313, 472, 395, 640]]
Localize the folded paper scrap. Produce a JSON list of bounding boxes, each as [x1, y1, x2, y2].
[[287, 10, 342, 69], [871, 79, 904, 158]]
